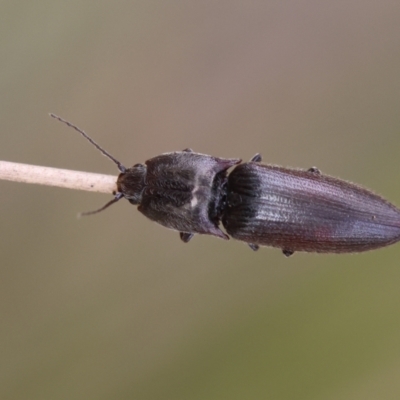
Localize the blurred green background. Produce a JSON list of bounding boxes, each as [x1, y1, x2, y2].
[[1, 2, 400, 399]]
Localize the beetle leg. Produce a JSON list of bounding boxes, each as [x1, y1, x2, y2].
[[307, 167, 321, 174], [248, 243, 259, 251], [282, 249, 294, 257], [250, 153, 262, 162], [180, 232, 194, 243]]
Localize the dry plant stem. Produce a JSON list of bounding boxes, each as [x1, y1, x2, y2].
[[0, 161, 117, 194]]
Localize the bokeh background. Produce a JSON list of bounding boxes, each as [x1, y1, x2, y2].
[[1, 2, 400, 399]]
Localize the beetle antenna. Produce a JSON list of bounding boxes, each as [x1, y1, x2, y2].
[[50, 113, 126, 173], [78, 193, 124, 217]]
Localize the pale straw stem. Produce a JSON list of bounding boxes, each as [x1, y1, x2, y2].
[[0, 161, 117, 194]]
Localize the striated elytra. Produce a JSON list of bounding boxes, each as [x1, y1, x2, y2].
[[223, 161, 400, 255], [51, 114, 400, 256]]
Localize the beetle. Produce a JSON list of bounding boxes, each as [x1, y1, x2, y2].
[[51, 114, 400, 256]]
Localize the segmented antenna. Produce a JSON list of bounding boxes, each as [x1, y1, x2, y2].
[[50, 113, 127, 216], [79, 193, 124, 217], [50, 113, 126, 173]]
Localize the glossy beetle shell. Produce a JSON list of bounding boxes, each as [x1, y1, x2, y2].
[[222, 163, 400, 253], [118, 151, 240, 239]]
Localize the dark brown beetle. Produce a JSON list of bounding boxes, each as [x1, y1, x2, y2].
[[51, 114, 400, 256]]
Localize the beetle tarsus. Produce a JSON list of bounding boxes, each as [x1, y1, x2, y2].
[[282, 249, 294, 257], [248, 243, 259, 251], [250, 153, 262, 162], [180, 232, 194, 243], [307, 167, 321, 174]]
